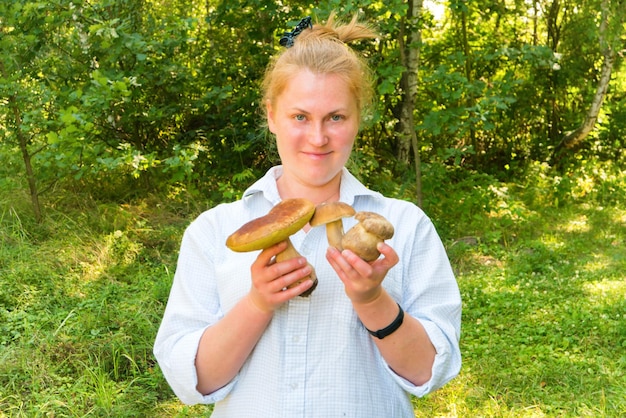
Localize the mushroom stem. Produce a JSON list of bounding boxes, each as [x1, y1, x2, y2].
[[309, 202, 355, 251], [275, 239, 318, 297], [326, 220, 345, 251], [275, 239, 302, 262]]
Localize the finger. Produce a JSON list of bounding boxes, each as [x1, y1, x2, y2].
[[251, 242, 291, 288], [253, 242, 293, 281], [257, 241, 288, 265], [340, 248, 375, 277], [249, 258, 312, 311], [264, 278, 314, 307], [264, 267, 315, 308], [267, 255, 308, 281], [326, 246, 353, 278], [373, 242, 399, 269], [294, 278, 315, 296], [326, 246, 348, 268], [271, 262, 312, 292], [284, 276, 315, 297]]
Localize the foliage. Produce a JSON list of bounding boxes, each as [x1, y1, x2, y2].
[[2, 0, 625, 219]]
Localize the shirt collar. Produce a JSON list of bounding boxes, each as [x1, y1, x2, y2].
[[242, 166, 383, 206]]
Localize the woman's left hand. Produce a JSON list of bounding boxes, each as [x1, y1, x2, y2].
[[326, 242, 399, 304]]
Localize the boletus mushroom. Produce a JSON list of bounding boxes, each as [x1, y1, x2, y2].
[[225, 198, 318, 297], [309, 202, 356, 251], [341, 211, 394, 261]]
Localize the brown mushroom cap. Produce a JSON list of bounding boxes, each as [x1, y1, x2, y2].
[[341, 211, 394, 261], [354, 211, 394, 239], [309, 202, 356, 250], [309, 202, 356, 227], [226, 198, 315, 252]]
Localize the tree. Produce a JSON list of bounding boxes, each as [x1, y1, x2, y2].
[[0, 60, 42, 221], [555, 0, 625, 155], [0, 1, 74, 221], [398, 0, 425, 206]]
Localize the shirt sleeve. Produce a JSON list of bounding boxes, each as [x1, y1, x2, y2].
[[153, 214, 236, 405], [385, 208, 462, 397]]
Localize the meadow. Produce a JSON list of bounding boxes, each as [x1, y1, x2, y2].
[[1, 160, 624, 417]]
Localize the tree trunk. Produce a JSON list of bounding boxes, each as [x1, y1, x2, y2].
[[10, 97, 43, 222], [1, 61, 43, 222], [459, 4, 478, 163], [545, 0, 565, 144], [532, 0, 539, 46], [555, 0, 618, 152], [398, 0, 424, 206]]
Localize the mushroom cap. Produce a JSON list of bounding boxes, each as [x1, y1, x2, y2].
[[309, 202, 356, 226], [341, 224, 380, 261], [354, 211, 394, 239], [341, 211, 394, 261], [226, 198, 315, 252]]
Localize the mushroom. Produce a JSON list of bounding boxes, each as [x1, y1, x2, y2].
[[341, 211, 394, 261], [226, 198, 318, 297], [309, 202, 356, 251]]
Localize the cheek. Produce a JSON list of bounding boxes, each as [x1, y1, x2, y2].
[[341, 140, 355, 157], [334, 124, 358, 147], [275, 121, 304, 143], [274, 129, 298, 158]]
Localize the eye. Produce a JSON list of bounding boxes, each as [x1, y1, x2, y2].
[[294, 114, 306, 121], [330, 114, 344, 122]]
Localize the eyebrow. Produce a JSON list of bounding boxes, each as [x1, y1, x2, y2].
[[289, 107, 349, 115]]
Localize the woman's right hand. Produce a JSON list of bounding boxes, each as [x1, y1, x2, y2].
[[247, 241, 314, 313], [196, 240, 312, 395]]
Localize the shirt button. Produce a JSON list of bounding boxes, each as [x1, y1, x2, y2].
[[293, 335, 300, 343], [290, 383, 298, 390]]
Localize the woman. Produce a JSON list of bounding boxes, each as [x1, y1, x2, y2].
[[154, 13, 461, 417]]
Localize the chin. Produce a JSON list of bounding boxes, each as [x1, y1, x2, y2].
[[308, 171, 341, 187]]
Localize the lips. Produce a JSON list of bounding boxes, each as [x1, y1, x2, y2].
[[302, 151, 332, 160]]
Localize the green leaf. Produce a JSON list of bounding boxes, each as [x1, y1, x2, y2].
[[46, 131, 59, 144]]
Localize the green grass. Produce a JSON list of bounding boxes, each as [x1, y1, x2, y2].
[[414, 203, 626, 417], [1, 162, 625, 417]]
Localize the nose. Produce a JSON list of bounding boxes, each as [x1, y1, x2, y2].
[[308, 122, 328, 147]]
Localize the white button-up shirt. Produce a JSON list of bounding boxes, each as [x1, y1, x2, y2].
[[154, 166, 461, 417]]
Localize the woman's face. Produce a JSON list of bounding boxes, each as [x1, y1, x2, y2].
[[267, 69, 359, 190]]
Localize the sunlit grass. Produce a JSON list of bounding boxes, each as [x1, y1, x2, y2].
[[425, 167, 626, 417], [584, 279, 626, 304]]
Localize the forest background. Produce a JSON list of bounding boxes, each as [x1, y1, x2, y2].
[[1, 0, 625, 416]]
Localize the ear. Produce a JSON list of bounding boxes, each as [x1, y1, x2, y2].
[[266, 100, 277, 134]]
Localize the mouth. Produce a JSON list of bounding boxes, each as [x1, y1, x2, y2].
[[302, 151, 332, 160]]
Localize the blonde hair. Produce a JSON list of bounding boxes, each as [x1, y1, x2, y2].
[[262, 13, 378, 120]]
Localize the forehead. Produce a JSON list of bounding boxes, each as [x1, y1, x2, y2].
[[277, 70, 357, 110]]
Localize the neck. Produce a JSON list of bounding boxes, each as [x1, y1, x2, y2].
[[277, 175, 341, 206]]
